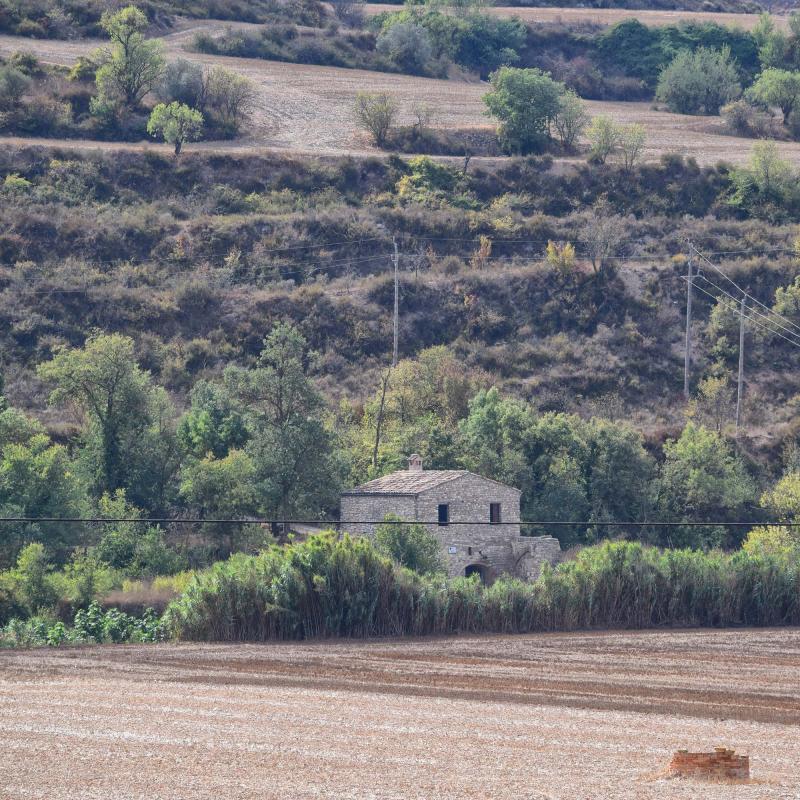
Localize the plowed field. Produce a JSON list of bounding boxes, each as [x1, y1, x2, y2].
[[4, 26, 800, 165], [2, 628, 800, 799]]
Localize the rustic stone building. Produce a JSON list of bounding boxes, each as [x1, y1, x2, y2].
[[340, 455, 561, 581]]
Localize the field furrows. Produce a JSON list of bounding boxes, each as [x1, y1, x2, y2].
[[3, 29, 800, 165], [2, 629, 800, 799]]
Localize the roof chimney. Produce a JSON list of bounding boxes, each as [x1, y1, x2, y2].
[[408, 454, 423, 472]]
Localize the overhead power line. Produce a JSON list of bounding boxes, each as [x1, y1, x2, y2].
[[690, 243, 800, 336], [693, 273, 800, 347], [0, 517, 789, 527], [687, 277, 800, 350]]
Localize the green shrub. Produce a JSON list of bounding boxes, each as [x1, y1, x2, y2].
[[374, 515, 444, 575], [655, 47, 741, 115], [165, 535, 800, 642], [483, 67, 564, 154]]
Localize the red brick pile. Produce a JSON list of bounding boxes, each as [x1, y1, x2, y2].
[[668, 747, 750, 781]]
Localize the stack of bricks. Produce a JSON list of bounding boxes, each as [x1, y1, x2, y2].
[[669, 747, 750, 781]]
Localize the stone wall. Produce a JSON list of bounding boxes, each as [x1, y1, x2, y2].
[[340, 474, 561, 580], [668, 748, 750, 781]]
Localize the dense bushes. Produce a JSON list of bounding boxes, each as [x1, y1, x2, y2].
[[166, 534, 800, 641], [595, 19, 759, 90], [0, 602, 166, 647], [656, 47, 741, 114]]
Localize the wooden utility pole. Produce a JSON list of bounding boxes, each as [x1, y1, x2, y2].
[[684, 246, 693, 399], [392, 237, 399, 368], [736, 295, 746, 432]]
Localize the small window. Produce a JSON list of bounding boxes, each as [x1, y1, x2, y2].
[[438, 504, 449, 526], [490, 503, 502, 524]]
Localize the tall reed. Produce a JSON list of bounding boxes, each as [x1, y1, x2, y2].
[[165, 534, 800, 641]]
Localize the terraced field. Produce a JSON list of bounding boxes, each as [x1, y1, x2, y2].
[[2, 628, 799, 799], [363, 4, 782, 30], [2, 24, 800, 166]]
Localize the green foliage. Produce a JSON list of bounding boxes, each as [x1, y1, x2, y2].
[[656, 423, 756, 548], [37, 333, 179, 512], [417, 11, 525, 78], [0, 408, 86, 566], [156, 59, 204, 108], [94, 491, 185, 576], [728, 140, 799, 216], [92, 6, 165, 113], [178, 380, 248, 460], [179, 451, 262, 554], [376, 22, 434, 76], [374, 515, 444, 575], [166, 536, 800, 641], [747, 68, 800, 124], [0, 603, 165, 648], [0, 65, 31, 110], [587, 115, 619, 164], [147, 101, 203, 154], [9, 543, 57, 614], [202, 66, 255, 137], [223, 323, 343, 520], [552, 90, 588, 151], [353, 91, 396, 147], [656, 47, 741, 115], [596, 19, 759, 90], [483, 67, 564, 154], [395, 156, 462, 205]]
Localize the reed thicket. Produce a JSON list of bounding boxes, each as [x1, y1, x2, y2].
[[165, 532, 800, 641]]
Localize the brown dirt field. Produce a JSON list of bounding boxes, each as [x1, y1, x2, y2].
[[2, 628, 800, 799], [363, 4, 786, 30], [3, 22, 800, 166]]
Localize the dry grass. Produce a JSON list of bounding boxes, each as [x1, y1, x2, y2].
[[1, 628, 799, 799], [363, 4, 785, 31]]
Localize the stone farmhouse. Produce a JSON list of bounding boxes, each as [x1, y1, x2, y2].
[[340, 455, 561, 581]]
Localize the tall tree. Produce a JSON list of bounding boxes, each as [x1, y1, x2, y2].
[[655, 423, 756, 548], [224, 324, 343, 521], [92, 6, 165, 113], [0, 406, 86, 566], [37, 333, 177, 511]]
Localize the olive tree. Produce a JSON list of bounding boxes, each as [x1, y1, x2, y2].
[[552, 89, 588, 151], [354, 91, 397, 147], [376, 22, 434, 75], [147, 102, 203, 154], [156, 59, 205, 108], [203, 66, 255, 136], [587, 115, 619, 164], [618, 122, 646, 171], [655, 47, 741, 115]]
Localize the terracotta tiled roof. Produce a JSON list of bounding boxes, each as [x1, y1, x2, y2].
[[343, 470, 469, 496], [342, 470, 520, 496]]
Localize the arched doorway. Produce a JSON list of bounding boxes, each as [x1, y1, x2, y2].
[[464, 563, 488, 583]]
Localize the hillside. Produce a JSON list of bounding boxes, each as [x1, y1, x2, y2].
[[3, 0, 800, 578], [1, 145, 798, 443]]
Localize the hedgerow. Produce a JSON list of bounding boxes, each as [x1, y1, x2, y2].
[[165, 534, 800, 641]]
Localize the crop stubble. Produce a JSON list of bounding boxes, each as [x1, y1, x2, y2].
[[3, 25, 800, 166], [1, 628, 800, 799]]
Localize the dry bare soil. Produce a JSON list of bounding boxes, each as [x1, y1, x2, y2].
[[364, 4, 786, 30], [2, 628, 800, 799], [4, 22, 800, 166]]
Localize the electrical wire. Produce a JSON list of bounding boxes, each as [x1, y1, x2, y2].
[[690, 243, 800, 336], [686, 277, 800, 350], [693, 272, 800, 347], [0, 517, 788, 527]]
